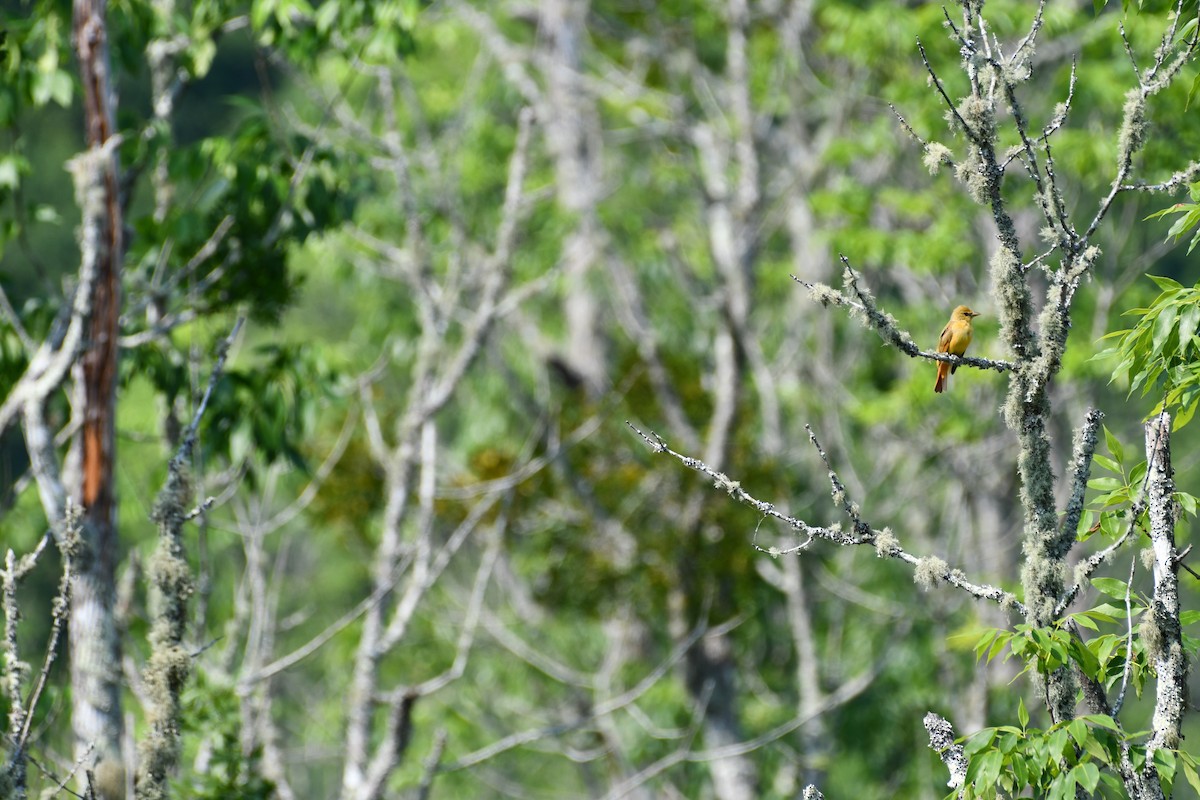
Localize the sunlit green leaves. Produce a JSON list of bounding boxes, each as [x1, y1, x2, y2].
[[251, 0, 418, 65], [1076, 424, 1149, 542], [178, 669, 278, 800], [1146, 181, 1200, 254], [958, 716, 1129, 800], [958, 712, 1197, 800], [201, 342, 337, 483], [1097, 275, 1200, 428]]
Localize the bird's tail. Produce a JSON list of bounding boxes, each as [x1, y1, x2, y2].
[[934, 362, 949, 393]]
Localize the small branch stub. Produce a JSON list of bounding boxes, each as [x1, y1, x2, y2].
[[924, 712, 968, 789]]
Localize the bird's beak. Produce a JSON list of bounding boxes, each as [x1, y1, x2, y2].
[[971, 312, 982, 317]]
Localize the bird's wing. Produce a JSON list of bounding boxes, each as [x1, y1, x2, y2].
[[937, 323, 953, 352]]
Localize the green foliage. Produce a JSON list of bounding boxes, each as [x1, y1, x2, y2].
[[177, 670, 277, 800], [1098, 274, 1200, 428], [5, 0, 1200, 797], [128, 113, 359, 324], [1145, 181, 1200, 255], [959, 723, 1200, 798], [965, 572, 1200, 798], [0, 4, 73, 274], [1078, 422, 1200, 545], [0, 8, 73, 118], [251, 0, 418, 65], [201, 342, 337, 481], [1077, 425, 1150, 542], [957, 714, 1144, 800]]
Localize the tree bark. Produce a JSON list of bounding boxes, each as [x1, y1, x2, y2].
[[71, 0, 124, 767]]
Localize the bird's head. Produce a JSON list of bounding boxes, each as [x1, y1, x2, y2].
[[952, 305, 981, 321]]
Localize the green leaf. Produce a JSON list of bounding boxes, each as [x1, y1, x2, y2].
[[963, 728, 997, 759], [1078, 509, 1096, 538], [1068, 635, 1101, 680], [1092, 454, 1122, 474], [1099, 512, 1125, 539], [1094, 635, 1121, 671], [1071, 613, 1099, 631], [996, 731, 1020, 757], [1048, 769, 1075, 800], [1182, 17, 1200, 54], [1100, 771, 1125, 793], [1146, 205, 1186, 221], [1011, 634, 1028, 657], [1085, 604, 1125, 622], [973, 750, 1003, 791], [1179, 303, 1200, 350], [1147, 275, 1184, 292], [1103, 426, 1125, 464], [1083, 733, 1112, 765], [1074, 762, 1101, 794], [1018, 697, 1029, 730], [1152, 304, 1178, 357], [967, 628, 997, 657], [1081, 714, 1121, 732], [1168, 208, 1200, 240], [1174, 398, 1199, 430], [1067, 718, 1089, 748], [988, 632, 1009, 662], [1154, 748, 1177, 784], [1184, 761, 1200, 797], [1091, 577, 1129, 598], [1048, 727, 1071, 759]]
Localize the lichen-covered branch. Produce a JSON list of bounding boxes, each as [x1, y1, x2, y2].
[[135, 321, 241, 800], [793, 269, 1013, 374], [628, 423, 1024, 614], [1, 515, 77, 800], [1059, 409, 1103, 546], [923, 712, 968, 789], [1142, 412, 1185, 766]]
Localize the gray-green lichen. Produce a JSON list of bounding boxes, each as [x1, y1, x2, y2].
[[958, 95, 997, 144], [806, 282, 846, 308], [915, 556, 949, 590], [923, 143, 953, 175], [1141, 547, 1157, 570], [1004, 52, 1033, 84], [1117, 89, 1147, 165], [874, 528, 900, 558], [1140, 614, 1165, 663], [954, 147, 989, 205]]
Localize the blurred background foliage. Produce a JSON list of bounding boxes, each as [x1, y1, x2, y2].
[[0, 0, 1198, 797]]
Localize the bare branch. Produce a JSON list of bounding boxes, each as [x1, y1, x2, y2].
[[1059, 408, 1104, 557], [628, 423, 1024, 613], [1112, 556, 1137, 718], [1120, 160, 1200, 193], [792, 270, 1014, 374], [916, 38, 975, 141]]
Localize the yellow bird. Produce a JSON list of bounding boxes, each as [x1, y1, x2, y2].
[[934, 305, 980, 394]]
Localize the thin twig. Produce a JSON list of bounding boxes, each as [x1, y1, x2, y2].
[[1111, 555, 1137, 718], [629, 423, 1025, 613]]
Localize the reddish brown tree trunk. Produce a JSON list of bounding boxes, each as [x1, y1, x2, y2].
[[71, 0, 124, 768]]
